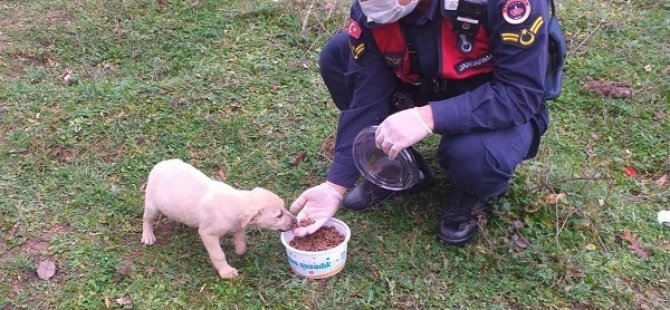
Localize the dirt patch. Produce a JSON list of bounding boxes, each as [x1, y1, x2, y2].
[[582, 80, 632, 99], [2, 223, 72, 305], [0, 223, 72, 263], [44, 10, 75, 22], [150, 217, 185, 247]]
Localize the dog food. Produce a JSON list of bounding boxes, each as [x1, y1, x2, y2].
[[290, 219, 345, 252]]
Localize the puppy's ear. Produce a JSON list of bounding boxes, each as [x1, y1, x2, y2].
[[240, 208, 263, 228]]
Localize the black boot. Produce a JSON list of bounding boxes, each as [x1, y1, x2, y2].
[[438, 186, 488, 246], [343, 149, 435, 212]]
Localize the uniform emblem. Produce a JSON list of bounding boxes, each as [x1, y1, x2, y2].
[[502, 0, 531, 25], [384, 54, 402, 67], [350, 40, 365, 61], [501, 16, 544, 47], [347, 19, 362, 39]]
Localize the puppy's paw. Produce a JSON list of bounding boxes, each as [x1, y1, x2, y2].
[[218, 266, 239, 279], [141, 232, 156, 245]]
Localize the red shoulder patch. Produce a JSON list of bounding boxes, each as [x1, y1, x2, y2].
[[347, 19, 362, 39]]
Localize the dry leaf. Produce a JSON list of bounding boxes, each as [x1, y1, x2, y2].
[[116, 296, 132, 308], [217, 169, 227, 181], [98, 61, 114, 70], [654, 111, 667, 121], [661, 240, 670, 251], [654, 174, 668, 187], [291, 151, 307, 166], [37, 259, 56, 280], [620, 230, 650, 260], [544, 192, 566, 203], [513, 234, 530, 249], [58, 68, 72, 83], [582, 80, 632, 99], [104, 296, 112, 308], [192, 0, 203, 6]]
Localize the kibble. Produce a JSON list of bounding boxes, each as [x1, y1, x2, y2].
[[290, 219, 345, 252]]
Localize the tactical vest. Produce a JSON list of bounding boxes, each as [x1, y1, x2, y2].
[[370, 0, 566, 100], [371, 0, 492, 85]]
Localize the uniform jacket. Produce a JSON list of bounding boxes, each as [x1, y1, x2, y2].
[[327, 0, 550, 188]]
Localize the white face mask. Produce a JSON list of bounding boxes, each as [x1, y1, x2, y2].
[[359, 0, 420, 24]]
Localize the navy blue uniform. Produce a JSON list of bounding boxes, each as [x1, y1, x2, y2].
[[320, 0, 550, 198]]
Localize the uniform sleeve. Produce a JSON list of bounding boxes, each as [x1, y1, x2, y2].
[[430, 0, 549, 134], [325, 3, 397, 188]]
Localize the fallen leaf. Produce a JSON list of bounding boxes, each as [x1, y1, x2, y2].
[[192, 0, 203, 6], [104, 296, 112, 308], [585, 243, 597, 251], [654, 174, 668, 187], [654, 111, 667, 121], [620, 230, 650, 260], [644, 64, 653, 72], [37, 259, 56, 280], [291, 151, 307, 166], [582, 80, 632, 99], [624, 166, 637, 177], [116, 296, 132, 308], [217, 169, 227, 181], [98, 61, 114, 70], [660, 240, 670, 251], [508, 234, 530, 249], [515, 235, 530, 248], [544, 192, 567, 203], [58, 68, 72, 84]]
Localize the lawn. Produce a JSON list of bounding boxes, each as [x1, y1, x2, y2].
[[1, 0, 668, 309]]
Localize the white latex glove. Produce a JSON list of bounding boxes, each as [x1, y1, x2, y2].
[[289, 182, 344, 237], [376, 107, 433, 160]]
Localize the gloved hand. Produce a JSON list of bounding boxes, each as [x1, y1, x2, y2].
[[289, 182, 345, 237], [376, 106, 433, 160]]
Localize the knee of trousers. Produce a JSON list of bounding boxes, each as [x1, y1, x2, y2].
[[318, 32, 350, 77], [438, 138, 515, 198]]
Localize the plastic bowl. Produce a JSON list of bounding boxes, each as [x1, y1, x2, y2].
[[352, 125, 421, 190], [280, 218, 351, 279]]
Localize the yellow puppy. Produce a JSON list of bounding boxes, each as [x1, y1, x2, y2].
[[141, 159, 296, 279]]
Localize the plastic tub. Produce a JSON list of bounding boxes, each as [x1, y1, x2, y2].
[[280, 218, 351, 279]]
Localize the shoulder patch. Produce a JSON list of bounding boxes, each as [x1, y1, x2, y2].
[[347, 19, 362, 39], [502, 0, 531, 25], [349, 39, 366, 61], [500, 15, 544, 47]]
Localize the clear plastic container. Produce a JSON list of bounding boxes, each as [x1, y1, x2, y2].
[[352, 126, 421, 191]]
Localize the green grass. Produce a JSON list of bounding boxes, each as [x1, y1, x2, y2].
[[1, 0, 668, 309]]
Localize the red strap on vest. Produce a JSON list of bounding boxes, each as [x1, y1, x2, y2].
[[371, 19, 493, 82], [371, 23, 421, 84]]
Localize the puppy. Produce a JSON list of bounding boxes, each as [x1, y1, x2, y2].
[[141, 159, 296, 279]]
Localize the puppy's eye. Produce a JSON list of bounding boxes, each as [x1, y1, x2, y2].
[[276, 212, 283, 218]]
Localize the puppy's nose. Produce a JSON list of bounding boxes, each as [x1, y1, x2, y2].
[[291, 216, 297, 225]]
